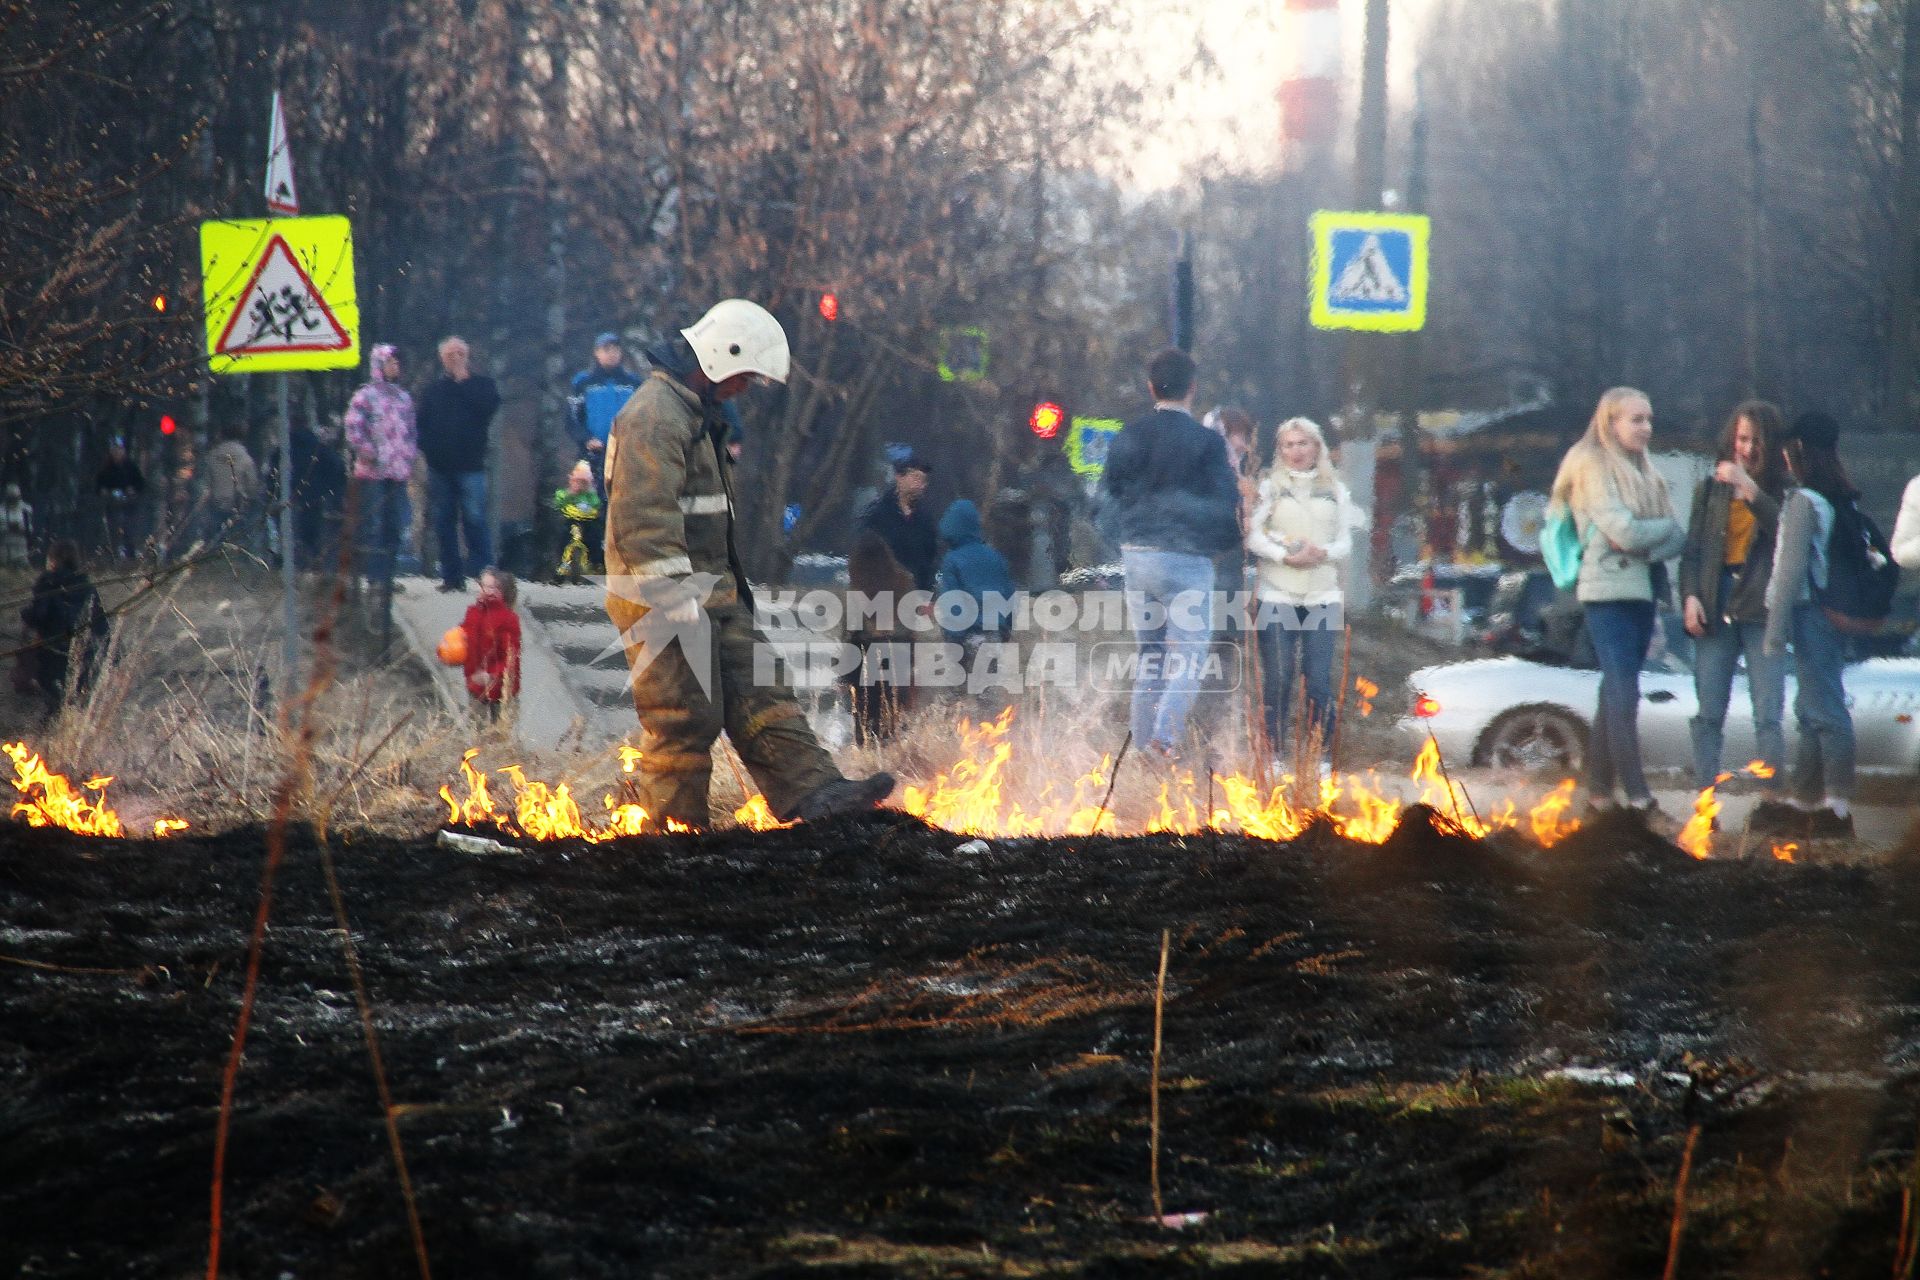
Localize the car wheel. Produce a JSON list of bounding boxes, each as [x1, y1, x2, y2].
[[1476, 705, 1587, 774]]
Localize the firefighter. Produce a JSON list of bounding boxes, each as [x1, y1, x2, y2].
[[604, 298, 894, 827]]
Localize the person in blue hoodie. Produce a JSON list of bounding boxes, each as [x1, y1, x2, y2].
[[935, 499, 1016, 654]]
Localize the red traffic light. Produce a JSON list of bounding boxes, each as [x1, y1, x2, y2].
[[818, 292, 839, 322], [158, 414, 177, 436], [1029, 401, 1064, 438]]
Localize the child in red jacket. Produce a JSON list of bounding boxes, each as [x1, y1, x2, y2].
[[461, 568, 521, 723]]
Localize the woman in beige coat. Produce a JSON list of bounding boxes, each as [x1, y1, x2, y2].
[[1246, 417, 1357, 768]]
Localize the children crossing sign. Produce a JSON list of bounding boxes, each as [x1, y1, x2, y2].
[[199, 216, 359, 373], [1308, 210, 1430, 333]]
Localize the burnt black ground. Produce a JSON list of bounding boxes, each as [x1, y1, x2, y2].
[[4, 811, 1920, 1278]]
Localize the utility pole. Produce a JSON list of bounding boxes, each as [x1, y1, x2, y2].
[[1394, 73, 1430, 519], [1352, 0, 1389, 215], [1341, 0, 1390, 430], [1339, 0, 1390, 609], [1744, 86, 1764, 397], [1888, 0, 1920, 427]]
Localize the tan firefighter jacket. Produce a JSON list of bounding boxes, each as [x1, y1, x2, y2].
[[604, 370, 741, 610]]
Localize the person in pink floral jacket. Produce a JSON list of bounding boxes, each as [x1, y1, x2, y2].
[[343, 343, 417, 595]]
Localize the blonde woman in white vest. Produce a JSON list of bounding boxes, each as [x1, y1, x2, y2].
[[1547, 387, 1685, 821], [1246, 417, 1357, 772]]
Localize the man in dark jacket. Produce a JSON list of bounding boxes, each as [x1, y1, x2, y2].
[[1096, 348, 1240, 760], [20, 539, 110, 720], [859, 453, 938, 590], [94, 438, 145, 559], [416, 336, 502, 592]]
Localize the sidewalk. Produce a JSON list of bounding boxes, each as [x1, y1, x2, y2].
[[388, 576, 603, 752]]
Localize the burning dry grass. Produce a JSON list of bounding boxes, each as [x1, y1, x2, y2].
[[838, 702, 1585, 847], [1, 562, 531, 836], [3, 740, 185, 837], [437, 742, 790, 841], [20, 571, 478, 835], [0, 566, 1855, 859]]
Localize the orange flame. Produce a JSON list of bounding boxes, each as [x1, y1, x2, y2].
[[897, 715, 1583, 847], [1772, 841, 1797, 863], [1744, 760, 1775, 780], [440, 747, 776, 841], [1528, 779, 1581, 846], [733, 793, 793, 832], [1677, 786, 1718, 859], [1354, 677, 1378, 718], [4, 741, 186, 839]]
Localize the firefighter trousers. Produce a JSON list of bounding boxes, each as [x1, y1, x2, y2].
[[608, 599, 841, 827]]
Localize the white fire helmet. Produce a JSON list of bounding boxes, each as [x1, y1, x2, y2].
[[680, 299, 791, 386]]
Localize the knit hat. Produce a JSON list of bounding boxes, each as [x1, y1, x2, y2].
[[594, 331, 621, 349]]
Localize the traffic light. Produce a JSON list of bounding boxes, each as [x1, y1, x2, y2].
[[1029, 400, 1064, 439], [818, 291, 839, 322], [158, 413, 177, 437], [151, 292, 168, 314]]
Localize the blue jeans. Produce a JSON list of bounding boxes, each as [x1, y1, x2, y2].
[[1583, 599, 1656, 804], [1689, 590, 1786, 791], [1790, 603, 1855, 803], [1123, 549, 1215, 752], [429, 468, 492, 588], [357, 478, 409, 591], [1256, 602, 1341, 754]]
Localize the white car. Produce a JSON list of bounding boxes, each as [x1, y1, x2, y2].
[[1400, 651, 1920, 777]]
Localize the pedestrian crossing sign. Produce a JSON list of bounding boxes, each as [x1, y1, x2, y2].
[[1308, 210, 1429, 332], [199, 216, 359, 373]]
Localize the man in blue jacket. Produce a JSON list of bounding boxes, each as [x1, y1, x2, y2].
[[1096, 348, 1240, 761], [567, 331, 643, 568], [568, 331, 643, 462]]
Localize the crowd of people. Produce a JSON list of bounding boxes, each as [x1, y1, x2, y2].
[[1550, 389, 1920, 839], [13, 292, 1920, 847], [834, 344, 1367, 780]]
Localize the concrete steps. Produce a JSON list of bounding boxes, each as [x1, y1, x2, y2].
[[389, 576, 851, 753]]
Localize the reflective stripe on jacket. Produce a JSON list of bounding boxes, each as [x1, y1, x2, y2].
[[603, 370, 736, 605]]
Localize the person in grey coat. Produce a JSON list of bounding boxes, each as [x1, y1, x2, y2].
[[1547, 387, 1685, 822]]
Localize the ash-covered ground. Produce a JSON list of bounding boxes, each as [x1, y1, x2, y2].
[[4, 812, 1920, 1278]]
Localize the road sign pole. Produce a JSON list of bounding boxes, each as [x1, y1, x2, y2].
[[279, 374, 297, 686]]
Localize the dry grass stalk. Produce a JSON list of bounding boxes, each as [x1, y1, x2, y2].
[[1150, 926, 1170, 1222], [1661, 1123, 1703, 1280]]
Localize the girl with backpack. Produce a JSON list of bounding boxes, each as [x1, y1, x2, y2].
[[1547, 388, 1685, 821], [1763, 412, 1866, 839], [1677, 401, 1791, 821]]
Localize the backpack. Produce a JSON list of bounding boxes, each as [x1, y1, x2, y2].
[[1816, 493, 1900, 634], [1541, 507, 1585, 592]]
